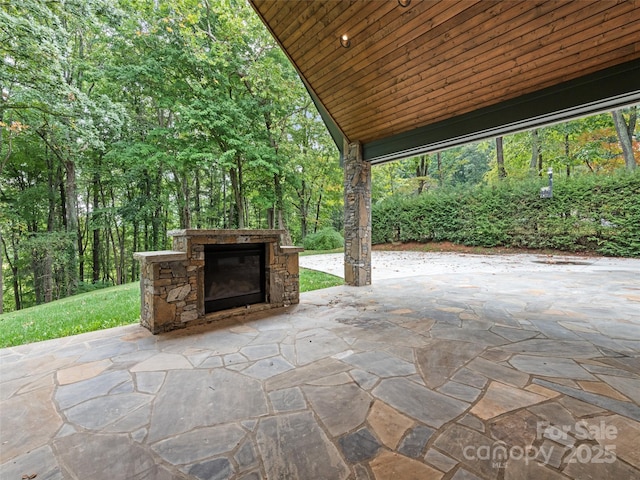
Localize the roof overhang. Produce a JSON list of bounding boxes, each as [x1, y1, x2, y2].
[[250, 0, 640, 164]]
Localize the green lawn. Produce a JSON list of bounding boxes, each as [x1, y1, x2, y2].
[[299, 267, 343, 291], [299, 247, 343, 256], [0, 268, 342, 348]]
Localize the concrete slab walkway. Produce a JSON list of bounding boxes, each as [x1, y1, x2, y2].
[[1, 252, 639, 479]]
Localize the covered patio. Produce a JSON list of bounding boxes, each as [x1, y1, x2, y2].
[[250, 0, 640, 286], [2, 253, 639, 479], [2, 1, 640, 479]]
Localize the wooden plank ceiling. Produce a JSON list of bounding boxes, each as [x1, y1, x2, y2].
[[250, 0, 640, 163]]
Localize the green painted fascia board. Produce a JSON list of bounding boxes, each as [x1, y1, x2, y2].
[[362, 59, 640, 164]]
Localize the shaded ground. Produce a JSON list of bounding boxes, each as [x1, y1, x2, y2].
[[373, 241, 607, 257]]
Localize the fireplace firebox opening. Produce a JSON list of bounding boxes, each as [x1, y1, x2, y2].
[[204, 243, 266, 313]]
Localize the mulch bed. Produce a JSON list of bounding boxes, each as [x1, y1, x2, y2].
[[372, 241, 602, 257]]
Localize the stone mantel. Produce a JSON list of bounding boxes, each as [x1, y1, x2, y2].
[[135, 229, 302, 334], [133, 251, 187, 263], [279, 246, 304, 254]]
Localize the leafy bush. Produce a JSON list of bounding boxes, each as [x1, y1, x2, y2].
[[303, 227, 345, 250], [372, 172, 640, 257]]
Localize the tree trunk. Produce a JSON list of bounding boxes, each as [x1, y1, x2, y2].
[[274, 172, 292, 244], [195, 172, 202, 229], [0, 95, 5, 305], [131, 221, 138, 282], [229, 163, 244, 228], [436, 152, 442, 186], [32, 246, 44, 305], [2, 234, 21, 310], [42, 252, 52, 303], [496, 136, 507, 179], [45, 154, 55, 302], [0, 110, 13, 176], [58, 162, 67, 228], [584, 158, 595, 173], [78, 220, 85, 284], [209, 168, 218, 228], [222, 171, 227, 229], [530, 129, 540, 174], [11, 262, 20, 311], [612, 108, 637, 171], [244, 197, 250, 230], [314, 186, 323, 234], [109, 188, 124, 285], [92, 171, 100, 283], [278, 210, 292, 245], [416, 154, 429, 193], [64, 159, 79, 295], [99, 184, 113, 284], [143, 171, 151, 250], [565, 133, 571, 177], [0, 231, 3, 314], [538, 150, 543, 176], [172, 168, 191, 229], [103, 221, 112, 284], [118, 224, 125, 285], [181, 170, 191, 229], [239, 159, 246, 228], [163, 206, 170, 250], [152, 171, 162, 250], [296, 180, 309, 239], [300, 184, 308, 239]]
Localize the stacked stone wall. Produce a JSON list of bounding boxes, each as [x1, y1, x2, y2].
[[135, 230, 301, 334]]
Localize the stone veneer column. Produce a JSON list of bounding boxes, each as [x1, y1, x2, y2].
[[343, 141, 372, 286]]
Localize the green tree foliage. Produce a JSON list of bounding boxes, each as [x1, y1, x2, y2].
[[285, 105, 343, 239], [483, 113, 635, 182], [372, 140, 494, 199], [1, 0, 638, 314], [1, 0, 340, 312], [2, 0, 128, 304]]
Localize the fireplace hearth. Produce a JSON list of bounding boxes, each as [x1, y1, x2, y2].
[[134, 230, 302, 333], [204, 243, 265, 313]]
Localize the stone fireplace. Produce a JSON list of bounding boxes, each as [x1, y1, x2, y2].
[[134, 230, 302, 334]]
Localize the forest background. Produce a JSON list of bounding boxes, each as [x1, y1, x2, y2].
[[1, 0, 639, 313]]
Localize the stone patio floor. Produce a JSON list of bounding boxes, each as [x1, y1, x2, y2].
[[1, 252, 639, 479]]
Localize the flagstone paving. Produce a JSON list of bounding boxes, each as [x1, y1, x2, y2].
[[1, 252, 639, 479]]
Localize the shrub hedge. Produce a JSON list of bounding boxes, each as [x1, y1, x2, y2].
[[372, 172, 640, 257], [303, 227, 345, 250]]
